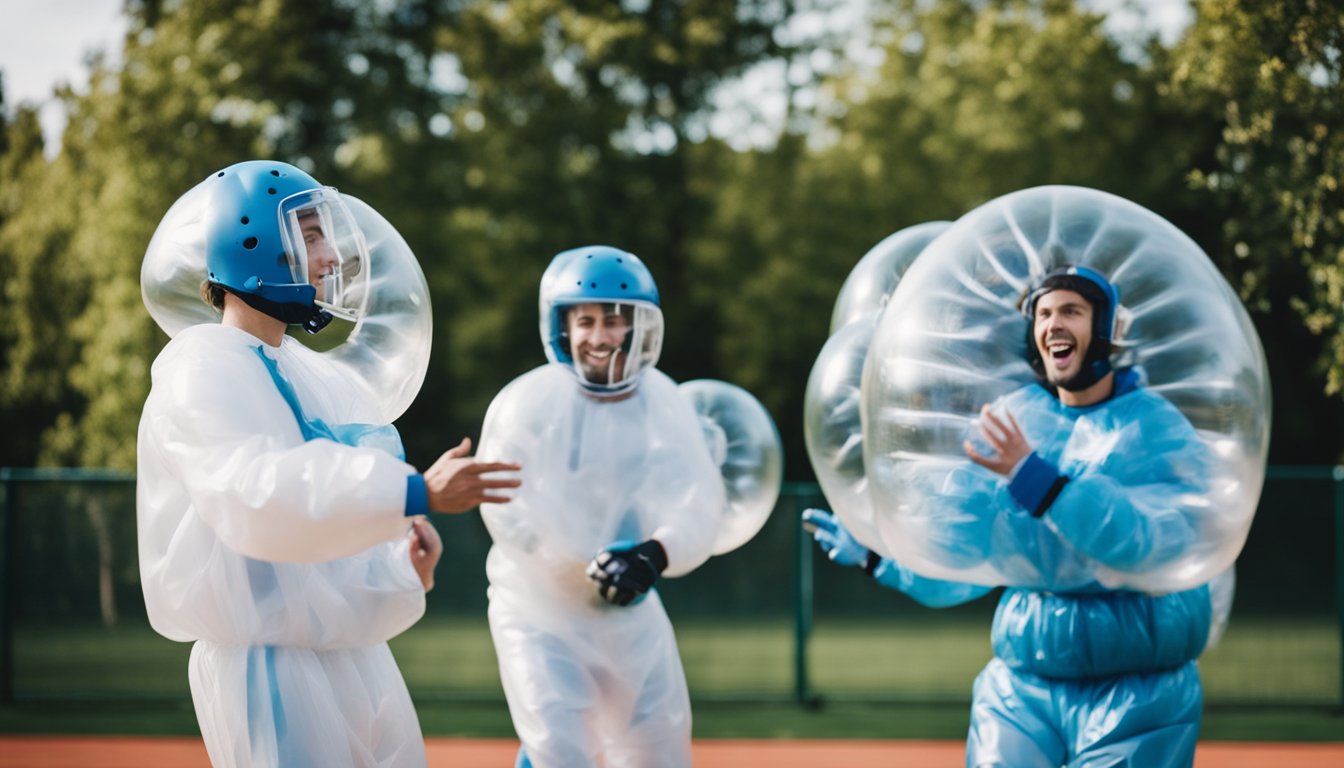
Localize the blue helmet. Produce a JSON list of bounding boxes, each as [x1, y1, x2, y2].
[[1022, 264, 1123, 389], [539, 245, 663, 395], [203, 160, 369, 333]]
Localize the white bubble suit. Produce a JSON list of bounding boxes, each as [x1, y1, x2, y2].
[[804, 223, 950, 551], [863, 186, 1269, 593], [681, 379, 784, 555], [141, 189, 432, 422]]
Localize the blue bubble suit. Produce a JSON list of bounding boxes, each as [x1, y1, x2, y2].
[[862, 186, 1270, 593], [804, 223, 950, 551]]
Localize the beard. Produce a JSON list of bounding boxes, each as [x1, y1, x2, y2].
[[577, 349, 627, 385], [1043, 340, 1110, 393], [1047, 364, 1102, 392]]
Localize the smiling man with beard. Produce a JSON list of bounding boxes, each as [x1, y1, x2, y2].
[[806, 264, 1220, 767], [474, 245, 726, 768]]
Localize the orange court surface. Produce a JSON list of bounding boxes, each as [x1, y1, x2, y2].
[[2, 736, 1344, 767]]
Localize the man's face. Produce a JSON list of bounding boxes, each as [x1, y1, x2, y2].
[[299, 213, 340, 294], [1033, 288, 1095, 388], [567, 303, 631, 384]]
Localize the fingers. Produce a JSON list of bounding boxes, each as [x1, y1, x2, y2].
[[978, 405, 1010, 447], [445, 437, 472, 459], [801, 508, 836, 533], [415, 517, 443, 552], [964, 440, 994, 469], [466, 461, 523, 475]]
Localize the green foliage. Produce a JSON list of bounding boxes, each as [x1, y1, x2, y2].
[[1171, 1, 1344, 398], [1, 0, 1342, 470], [694, 0, 1224, 474], [402, 0, 784, 463]]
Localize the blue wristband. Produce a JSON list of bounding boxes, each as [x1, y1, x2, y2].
[[405, 474, 429, 517], [1008, 452, 1068, 517]]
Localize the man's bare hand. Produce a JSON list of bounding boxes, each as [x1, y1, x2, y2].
[[424, 437, 522, 513], [408, 516, 443, 592], [964, 404, 1032, 476]]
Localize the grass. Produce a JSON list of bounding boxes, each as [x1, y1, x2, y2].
[[2, 615, 1340, 740]]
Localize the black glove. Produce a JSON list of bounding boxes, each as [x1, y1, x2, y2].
[[586, 539, 668, 606]]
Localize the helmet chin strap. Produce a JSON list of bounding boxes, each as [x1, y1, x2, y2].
[[302, 309, 334, 335], [227, 286, 333, 334]]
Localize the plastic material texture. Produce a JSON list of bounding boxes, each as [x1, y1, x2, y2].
[[805, 222, 950, 551], [136, 323, 426, 766], [680, 379, 783, 556], [476, 364, 718, 765]]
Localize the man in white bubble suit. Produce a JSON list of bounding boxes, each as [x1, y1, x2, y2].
[[137, 160, 521, 767], [807, 265, 1216, 767], [477, 245, 725, 768]]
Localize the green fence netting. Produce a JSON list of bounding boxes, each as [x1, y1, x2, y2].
[[1, 468, 1340, 708]]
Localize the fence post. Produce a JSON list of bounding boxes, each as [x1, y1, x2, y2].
[[1, 469, 14, 703], [790, 483, 814, 706]]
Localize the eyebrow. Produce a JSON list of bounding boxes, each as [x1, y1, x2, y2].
[[1038, 299, 1088, 312]]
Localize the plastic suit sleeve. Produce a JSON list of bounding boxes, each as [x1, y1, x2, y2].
[[146, 338, 416, 564], [1036, 400, 1209, 573], [910, 385, 1214, 587], [275, 535, 426, 647], [645, 463, 721, 578], [871, 558, 994, 608], [639, 376, 724, 577]]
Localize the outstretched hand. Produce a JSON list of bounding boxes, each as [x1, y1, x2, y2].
[[801, 508, 869, 568], [963, 404, 1032, 476], [424, 437, 522, 513]]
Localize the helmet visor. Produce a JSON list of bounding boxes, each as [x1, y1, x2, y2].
[[556, 301, 663, 393], [278, 187, 370, 321]]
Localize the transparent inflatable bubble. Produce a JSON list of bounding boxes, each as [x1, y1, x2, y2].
[[803, 222, 951, 550], [802, 320, 883, 550], [829, 222, 951, 334], [1204, 566, 1236, 651], [863, 186, 1269, 593], [142, 188, 431, 423], [680, 379, 783, 555]]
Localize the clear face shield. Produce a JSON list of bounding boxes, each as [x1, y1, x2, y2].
[[278, 187, 370, 321], [558, 301, 663, 394]]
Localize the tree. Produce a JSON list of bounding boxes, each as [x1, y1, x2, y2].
[[0, 0, 454, 468], [404, 0, 788, 462], [696, 0, 1217, 476], [1166, 0, 1344, 459]]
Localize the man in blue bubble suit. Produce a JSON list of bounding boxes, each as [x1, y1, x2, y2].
[[806, 265, 1215, 767], [137, 160, 522, 767], [476, 246, 726, 768]]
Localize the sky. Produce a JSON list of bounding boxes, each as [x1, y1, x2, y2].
[[0, 0, 128, 146], [0, 0, 1191, 152]]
